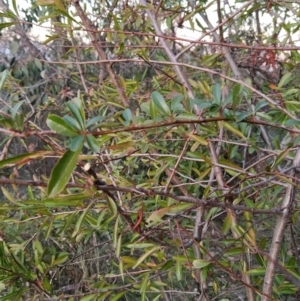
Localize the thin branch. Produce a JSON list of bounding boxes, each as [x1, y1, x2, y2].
[[139, 0, 197, 104], [0, 178, 283, 215], [72, 0, 130, 107], [208, 140, 255, 301], [176, 0, 255, 58], [262, 147, 300, 300], [39, 58, 299, 119]]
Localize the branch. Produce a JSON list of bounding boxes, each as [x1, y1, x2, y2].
[[176, 0, 255, 59], [0, 178, 283, 215], [261, 148, 300, 300], [208, 140, 255, 301], [39, 58, 299, 119], [139, 0, 197, 105], [71, 0, 130, 107], [73, 28, 300, 51]]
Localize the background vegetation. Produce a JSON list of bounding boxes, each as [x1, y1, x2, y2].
[[0, 0, 300, 300]]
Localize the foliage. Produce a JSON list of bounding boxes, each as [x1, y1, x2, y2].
[[0, 0, 300, 300]]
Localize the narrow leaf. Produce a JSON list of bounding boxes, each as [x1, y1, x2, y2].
[[48, 146, 82, 197], [11, 100, 26, 120], [63, 115, 81, 131], [132, 247, 160, 269], [246, 268, 266, 275], [151, 91, 171, 116], [86, 134, 100, 153], [0, 70, 9, 90], [223, 122, 246, 139], [47, 115, 78, 137], [139, 272, 150, 294], [110, 292, 126, 301], [146, 207, 169, 227], [278, 72, 292, 88], [232, 83, 242, 109], [69, 135, 84, 151], [0, 151, 52, 168], [73, 202, 93, 237], [66, 100, 85, 130], [188, 134, 208, 145], [271, 148, 291, 171], [213, 83, 221, 104], [1, 187, 18, 205], [126, 243, 156, 249], [149, 98, 158, 119], [193, 259, 211, 269]]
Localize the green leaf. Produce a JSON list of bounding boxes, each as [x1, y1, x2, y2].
[[224, 247, 245, 256], [285, 119, 300, 126], [57, 9, 78, 23], [66, 100, 85, 130], [113, 217, 119, 248], [168, 203, 194, 214], [122, 108, 132, 121], [86, 115, 104, 128], [198, 102, 212, 110], [15, 112, 24, 130], [33, 240, 44, 255], [79, 294, 97, 301], [232, 83, 242, 110], [86, 134, 100, 153], [151, 91, 171, 116], [188, 134, 208, 145], [0, 22, 16, 29], [126, 243, 157, 249], [107, 196, 117, 217], [271, 148, 291, 171], [52, 252, 69, 265], [11, 100, 25, 121], [213, 83, 221, 104], [193, 259, 211, 269], [149, 98, 158, 119], [110, 292, 126, 301], [223, 122, 246, 139], [37, 193, 87, 207], [235, 112, 252, 122], [116, 234, 122, 258], [286, 269, 300, 281], [48, 146, 82, 197], [176, 257, 182, 280], [140, 272, 150, 294], [0, 69, 9, 90], [246, 268, 266, 275], [255, 101, 268, 112], [278, 72, 292, 88], [222, 214, 232, 235], [283, 88, 300, 97], [146, 207, 169, 227], [42, 34, 60, 45], [171, 94, 185, 113], [73, 202, 94, 237], [47, 114, 78, 137], [63, 115, 81, 131], [132, 247, 160, 269], [0, 151, 52, 168], [69, 135, 85, 151], [1, 187, 18, 205]]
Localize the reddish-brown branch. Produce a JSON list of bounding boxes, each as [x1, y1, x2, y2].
[[1, 117, 299, 140], [0, 178, 283, 215]]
